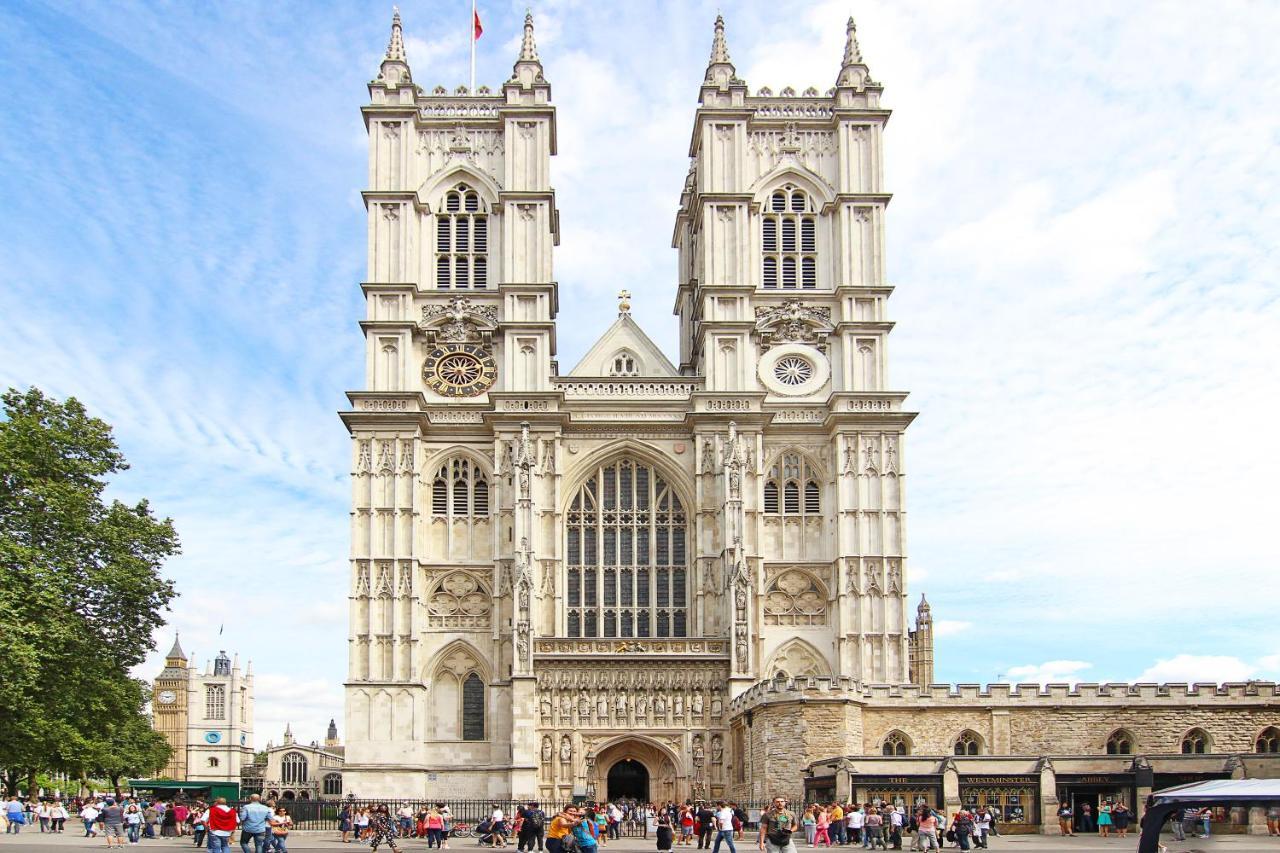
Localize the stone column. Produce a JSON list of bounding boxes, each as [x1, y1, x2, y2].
[[1038, 760, 1059, 835], [942, 760, 961, 816]]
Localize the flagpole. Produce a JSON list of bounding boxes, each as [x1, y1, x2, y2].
[[470, 0, 476, 93]]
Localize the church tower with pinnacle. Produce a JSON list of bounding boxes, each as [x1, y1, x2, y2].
[[342, 9, 929, 802]]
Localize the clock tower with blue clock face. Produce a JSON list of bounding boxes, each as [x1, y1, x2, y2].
[[152, 640, 254, 783]]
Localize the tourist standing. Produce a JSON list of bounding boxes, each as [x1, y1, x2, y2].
[[758, 798, 798, 853], [522, 802, 547, 852], [546, 805, 580, 853], [491, 803, 508, 848], [193, 805, 208, 847], [1267, 805, 1280, 836], [143, 803, 158, 839], [657, 808, 675, 853], [972, 809, 988, 849], [355, 808, 371, 840], [1096, 801, 1111, 839], [338, 804, 353, 843], [802, 808, 817, 846], [397, 805, 414, 838], [1112, 802, 1130, 839], [698, 804, 716, 850], [206, 798, 239, 853], [887, 807, 903, 851], [914, 809, 938, 852], [1200, 807, 1212, 838], [864, 808, 884, 851], [828, 804, 844, 847], [125, 803, 143, 845], [425, 808, 445, 849], [1054, 803, 1072, 837]]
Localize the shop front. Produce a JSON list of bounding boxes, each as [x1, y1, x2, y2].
[[959, 776, 1040, 834], [1152, 772, 1248, 833], [1056, 774, 1136, 834], [853, 774, 945, 812]]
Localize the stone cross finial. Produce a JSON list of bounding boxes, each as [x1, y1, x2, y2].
[[842, 16, 863, 66], [703, 14, 738, 86], [709, 15, 731, 64], [837, 15, 871, 88], [617, 289, 631, 314]]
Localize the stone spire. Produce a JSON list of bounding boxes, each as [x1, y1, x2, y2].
[[508, 10, 546, 87], [166, 633, 186, 661], [703, 15, 738, 86], [386, 6, 405, 61], [836, 16, 871, 88], [283, 722, 295, 745], [916, 593, 932, 623], [325, 719, 340, 747], [377, 6, 413, 86]]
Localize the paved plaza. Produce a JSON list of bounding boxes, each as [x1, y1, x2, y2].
[[2, 837, 1277, 853]]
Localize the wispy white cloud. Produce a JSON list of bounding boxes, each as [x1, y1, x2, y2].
[[1001, 661, 1094, 686], [932, 620, 972, 639]]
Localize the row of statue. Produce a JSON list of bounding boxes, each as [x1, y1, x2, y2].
[[538, 687, 725, 725]]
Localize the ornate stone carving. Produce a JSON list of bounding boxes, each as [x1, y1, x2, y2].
[[884, 436, 898, 474], [754, 301, 834, 352], [559, 735, 572, 763], [541, 734, 553, 763], [376, 440, 395, 474], [887, 561, 901, 594], [863, 438, 879, 474], [356, 440, 372, 473], [419, 296, 498, 345], [763, 569, 827, 626], [426, 571, 491, 627], [711, 735, 723, 765]]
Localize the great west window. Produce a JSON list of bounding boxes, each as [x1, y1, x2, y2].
[[566, 460, 688, 638]]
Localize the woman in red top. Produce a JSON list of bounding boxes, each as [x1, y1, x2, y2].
[[204, 798, 239, 853]]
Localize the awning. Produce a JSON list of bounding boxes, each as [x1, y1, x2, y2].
[[1139, 780, 1280, 853]]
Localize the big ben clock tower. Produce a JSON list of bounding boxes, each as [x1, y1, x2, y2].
[[153, 635, 190, 779]]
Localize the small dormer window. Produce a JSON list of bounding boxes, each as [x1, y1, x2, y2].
[[608, 352, 639, 377]]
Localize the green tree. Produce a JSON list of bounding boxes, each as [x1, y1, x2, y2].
[[0, 387, 180, 795], [90, 681, 175, 795]]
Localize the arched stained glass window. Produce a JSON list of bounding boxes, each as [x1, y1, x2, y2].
[[566, 460, 687, 638], [282, 752, 308, 784], [461, 673, 485, 741]]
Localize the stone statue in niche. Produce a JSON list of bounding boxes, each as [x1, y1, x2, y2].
[[559, 693, 572, 718], [700, 438, 716, 474], [711, 693, 724, 717], [673, 694, 684, 716], [655, 694, 667, 715], [597, 694, 609, 719], [636, 694, 649, 717], [578, 692, 591, 718], [615, 692, 627, 718], [691, 692, 704, 715], [711, 735, 724, 765], [540, 693, 552, 719], [542, 735, 553, 763], [692, 735, 705, 767], [559, 735, 572, 762]]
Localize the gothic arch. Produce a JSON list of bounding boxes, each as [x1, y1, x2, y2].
[[751, 163, 836, 207], [423, 638, 491, 684], [421, 445, 492, 478], [954, 729, 984, 756], [764, 637, 831, 678], [559, 440, 694, 516], [1106, 728, 1136, 755], [880, 730, 912, 756], [604, 348, 643, 376], [1180, 727, 1212, 754], [425, 570, 492, 628], [762, 570, 829, 626], [418, 162, 502, 208], [763, 446, 827, 480]]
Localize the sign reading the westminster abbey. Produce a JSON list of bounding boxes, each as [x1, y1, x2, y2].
[[342, 10, 1280, 823]]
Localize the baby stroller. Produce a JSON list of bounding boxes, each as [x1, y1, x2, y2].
[[475, 819, 495, 846]]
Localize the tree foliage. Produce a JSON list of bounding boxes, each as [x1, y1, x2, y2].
[[0, 387, 180, 793]]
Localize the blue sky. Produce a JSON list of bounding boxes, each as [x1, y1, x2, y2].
[[1, 0, 1278, 746]]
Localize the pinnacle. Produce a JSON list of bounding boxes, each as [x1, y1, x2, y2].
[[385, 6, 406, 61], [842, 16, 863, 66], [519, 10, 539, 62], [709, 14, 731, 65], [166, 633, 186, 660]]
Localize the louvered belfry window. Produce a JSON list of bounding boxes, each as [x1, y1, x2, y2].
[[566, 460, 688, 638], [762, 185, 817, 290], [764, 452, 821, 516], [435, 184, 489, 289]]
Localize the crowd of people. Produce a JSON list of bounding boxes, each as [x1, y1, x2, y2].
[[1, 792, 293, 851]]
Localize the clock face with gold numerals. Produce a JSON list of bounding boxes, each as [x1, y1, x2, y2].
[[423, 344, 497, 397]]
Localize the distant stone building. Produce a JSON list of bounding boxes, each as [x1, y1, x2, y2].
[[338, 8, 1280, 827], [252, 722, 344, 801], [151, 636, 254, 782]]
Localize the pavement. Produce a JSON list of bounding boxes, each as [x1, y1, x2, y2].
[[1, 836, 1278, 853]]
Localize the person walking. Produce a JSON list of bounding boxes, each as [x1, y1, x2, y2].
[[712, 802, 738, 853], [522, 802, 547, 852], [814, 809, 832, 848], [887, 808, 903, 851], [1200, 807, 1212, 838], [425, 807, 445, 849], [81, 800, 102, 837], [37, 800, 51, 833], [697, 804, 716, 850], [5, 797, 26, 834], [1055, 803, 1072, 838], [52, 801, 69, 833], [657, 809, 675, 853], [269, 807, 292, 853], [239, 794, 273, 853], [100, 799, 126, 848], [193, 805, 208, 848], [368, 805, 401, 853], [206, 798, 239, 853], [914, 809, 938, 852], [758, 798, 798, 853]]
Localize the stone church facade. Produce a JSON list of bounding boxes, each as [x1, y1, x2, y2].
[[341, 10, 1280, 821]]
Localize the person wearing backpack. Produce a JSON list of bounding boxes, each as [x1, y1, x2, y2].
[[521, 803, 547, 852]]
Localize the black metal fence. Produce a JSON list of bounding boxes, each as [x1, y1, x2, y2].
[[230, 799, 773, 836]]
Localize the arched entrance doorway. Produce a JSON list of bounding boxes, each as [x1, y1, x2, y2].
[[607, 759, 649, 801], [592, 737, 680, 804]]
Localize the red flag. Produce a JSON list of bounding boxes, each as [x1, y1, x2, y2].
[[473, 8, 483, 41]]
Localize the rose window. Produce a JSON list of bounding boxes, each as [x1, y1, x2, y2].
[[773, 355, 814, 386], [435, 352, 483, 387]]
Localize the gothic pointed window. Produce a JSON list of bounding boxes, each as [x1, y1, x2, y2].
[[609, 352, 639, 377], [762, 185, 818, 290], [323, 774, 342, 796], [435, 184, 490, 290], [1256, 727, 1280, 753], [764, 452, 821, 516], [1180, 728, 1210, 754], [282, 752, 308, 784], [566, 460, 688, 638], [430, 458, 490, 518], [1106, 729, 1134, 755], [461, 673, 485, 741], [954, 730, 983, 756], [205, 684, 225, 719], [882, 731, 910, 756]]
